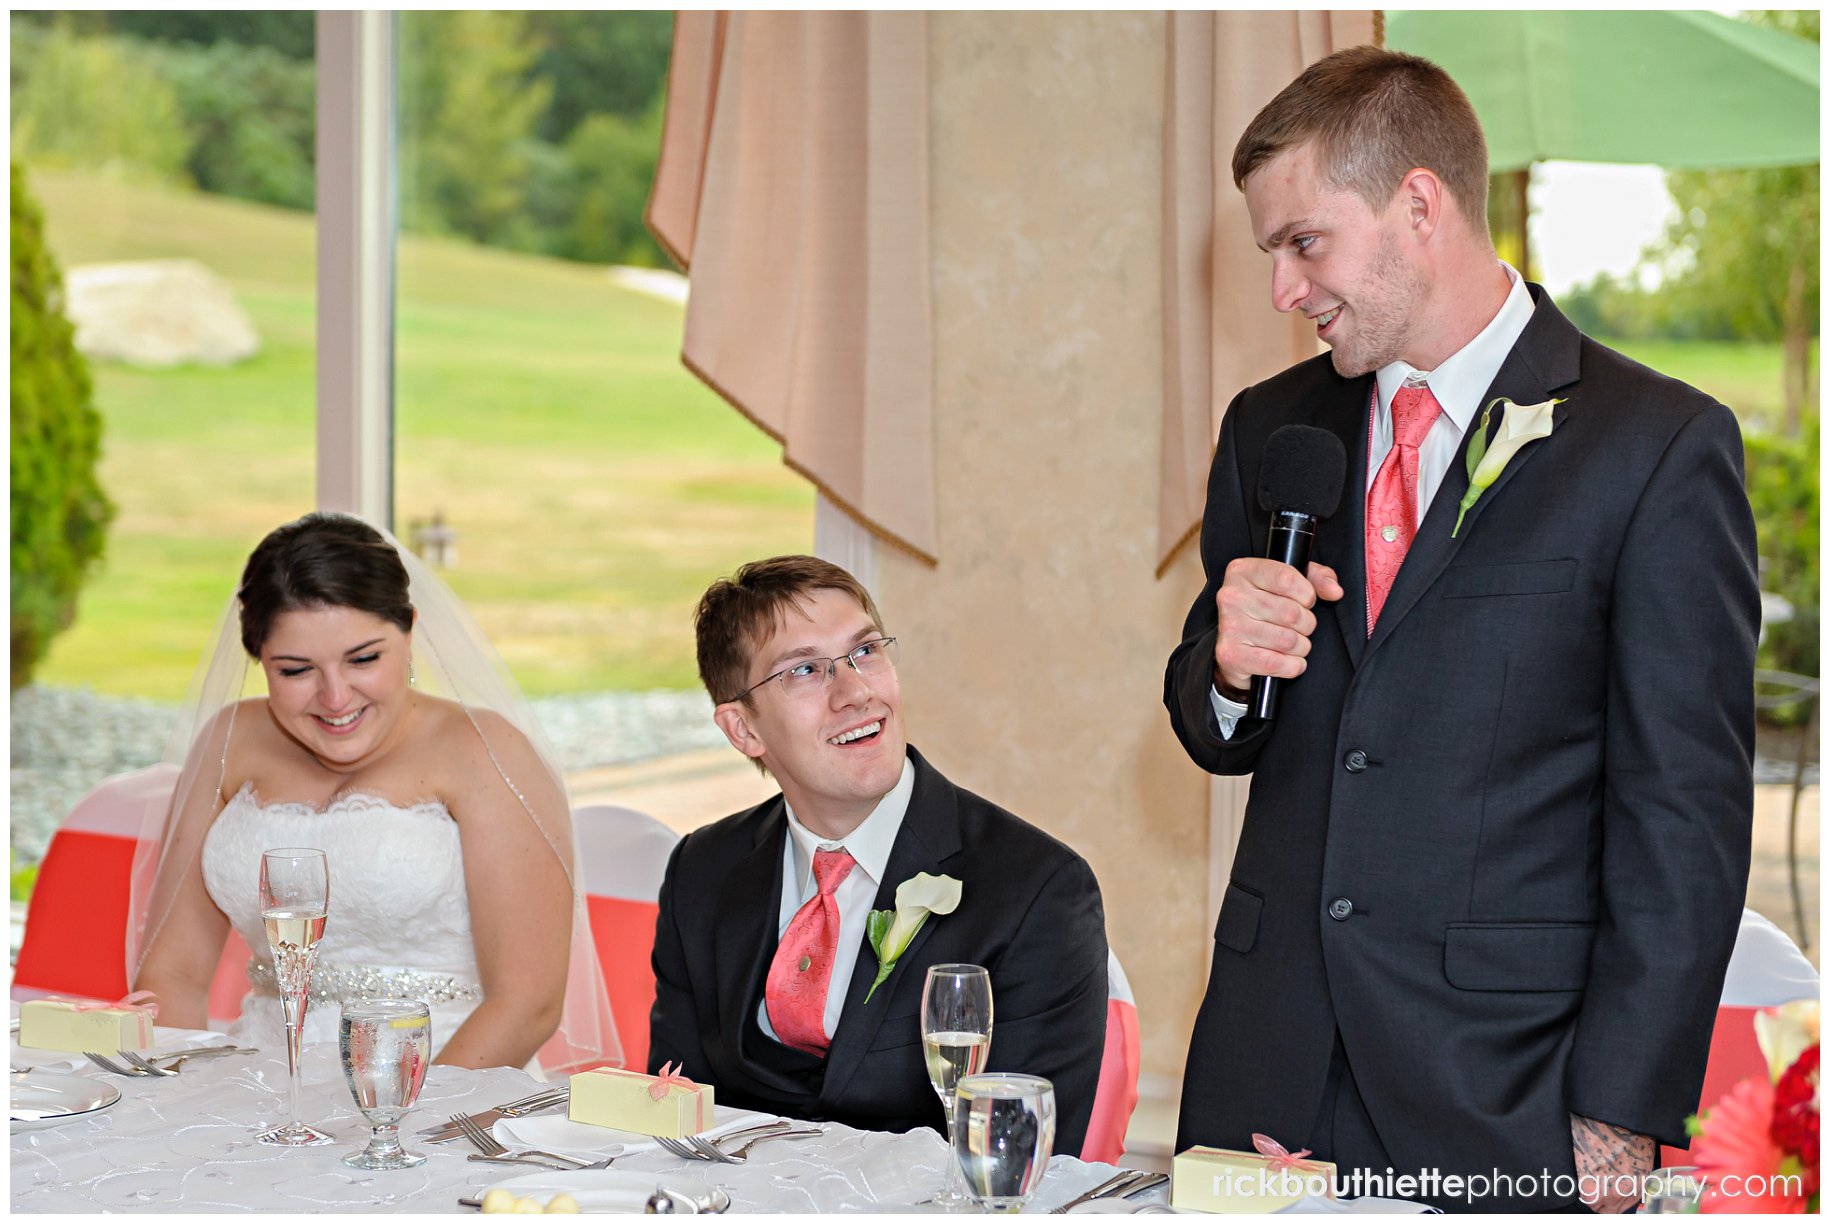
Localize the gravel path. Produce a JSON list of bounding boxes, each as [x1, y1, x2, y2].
[[9, 686, 726, 866], [10, 686, 1817, 868]]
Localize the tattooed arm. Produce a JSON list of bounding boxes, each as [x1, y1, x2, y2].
[[1571, 1114, 1656, 1212]]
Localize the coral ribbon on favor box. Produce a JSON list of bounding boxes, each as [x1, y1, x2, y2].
[[46, 991, 160, 1019], [648, 1061, 695, 1101], [1252, 1133, 1313, 1169]]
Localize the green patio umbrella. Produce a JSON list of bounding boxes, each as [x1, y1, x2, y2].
[[1386, 10, 1820, 275]]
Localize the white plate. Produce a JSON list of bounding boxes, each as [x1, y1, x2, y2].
[[495, 1105, 771, 1157], [10, 1070, 123, 1131], [485, 1169, 730, 1214]]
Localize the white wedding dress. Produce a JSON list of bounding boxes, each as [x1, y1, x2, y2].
[[200, 782, 484, 1055]]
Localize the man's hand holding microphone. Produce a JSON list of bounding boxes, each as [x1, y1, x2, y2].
[[1215, 425, 1348, 718]]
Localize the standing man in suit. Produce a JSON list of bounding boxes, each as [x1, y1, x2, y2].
[[1166, 48, 1757, 1212], [652, 555, 1109, 1154]]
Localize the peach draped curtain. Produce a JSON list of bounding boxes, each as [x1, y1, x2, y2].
[[648, 11, 936, 564], [1159, 10, 1378, 574]]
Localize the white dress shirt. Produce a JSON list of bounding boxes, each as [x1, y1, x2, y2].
[[757, 755, 915, 1045], [1209, 263, 1536, 736]]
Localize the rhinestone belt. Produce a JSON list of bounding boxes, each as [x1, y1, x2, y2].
[[246, 959, 483, 1006]]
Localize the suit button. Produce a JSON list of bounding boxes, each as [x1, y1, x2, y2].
[[1344, 749, 1368, 773], [1328, 898, 1354, 921]]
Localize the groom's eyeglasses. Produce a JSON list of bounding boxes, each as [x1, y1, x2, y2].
[[731, 637, 899, 703]]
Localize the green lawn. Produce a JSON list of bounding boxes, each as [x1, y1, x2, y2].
[[28, 167, 812, 700]]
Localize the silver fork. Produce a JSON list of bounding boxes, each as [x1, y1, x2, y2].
[[656, 1122, 812, 1163], [653, 1120, 796, 1162], [84, 1051, 155, 1077], [87, 1046, 250, 1077], [655, 1135, 710, 1161], [451, 1111, 595, 1170], [421, 1086, 570, 1140], [118, 1051, 179, 1077], [698, 1127, 822, 1163]]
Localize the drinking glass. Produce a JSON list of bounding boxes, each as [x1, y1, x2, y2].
[[921, 964, 993, 1211], [1642, 1166, 1704, 1214], [952, 1073, 1057, 1214], [339, 999, 432, 1169], [257, 847, 332, 1147]]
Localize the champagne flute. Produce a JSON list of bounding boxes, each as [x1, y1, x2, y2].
[[340, 999, 431, 1169], [952, 1073, 1056, 1214], [257, 847, 332, 1147], [921, 964, 993, 1211]]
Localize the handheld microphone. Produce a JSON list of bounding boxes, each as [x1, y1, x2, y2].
[[1249, 424, 1347, 721]]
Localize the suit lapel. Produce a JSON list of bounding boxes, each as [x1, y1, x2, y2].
[[1365, 285, 1584, 655], [711, 803, 794, 1080], [819, 748, 963, 1104], [1321, 376, 1374, 669]]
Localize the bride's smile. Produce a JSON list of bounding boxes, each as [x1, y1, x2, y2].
[[259, 605, 415, 768]]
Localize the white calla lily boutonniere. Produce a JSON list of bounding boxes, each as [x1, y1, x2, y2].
[[864, 872, 962, 1003], [1452, 396, 1564, 537]]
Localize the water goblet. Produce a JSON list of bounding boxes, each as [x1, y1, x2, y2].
[[257, 846, 332, 1147], [951, 1073, 1057, 1215], [1643, 1166, 1705, 1214], [340, 999, 432, 1170], [921, 964, 993, 1211]]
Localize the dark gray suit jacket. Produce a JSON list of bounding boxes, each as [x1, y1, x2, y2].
[[1166, 287, 1757, 1210], [649, 745, 1109, 1155]]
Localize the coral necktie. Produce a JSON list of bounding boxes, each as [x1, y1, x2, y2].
[[764, 847, 857, 1056], [1365, 382, 1443, 634]]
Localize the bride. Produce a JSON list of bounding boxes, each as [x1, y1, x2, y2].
[[128, 513, 620, 1074]]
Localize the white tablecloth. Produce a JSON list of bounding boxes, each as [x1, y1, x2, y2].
[[11, 1033, 1168, 1213]]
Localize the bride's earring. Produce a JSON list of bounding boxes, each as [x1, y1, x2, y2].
[[409, 661, 417, 688]]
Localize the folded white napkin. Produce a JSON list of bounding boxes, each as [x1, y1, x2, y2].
[[494, 1104, 774, 1157], [10, 1024, 234, 1075]]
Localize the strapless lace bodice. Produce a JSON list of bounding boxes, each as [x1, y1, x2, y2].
[[201, 782, 482, 1053]]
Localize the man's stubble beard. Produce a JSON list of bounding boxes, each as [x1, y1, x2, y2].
[[1327, 230, 1431, 378]]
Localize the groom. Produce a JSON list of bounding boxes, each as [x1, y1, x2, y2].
[[650, 555, 1109, 1153], [1166, 48, 1757, 1211]]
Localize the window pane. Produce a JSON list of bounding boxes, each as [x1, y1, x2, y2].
[[393, 12, 809, 768], [10, 13, 316, 913]]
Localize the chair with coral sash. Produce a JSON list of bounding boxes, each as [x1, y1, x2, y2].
[[1659, 907, 1818, 1165], [1081, 948, 1143, 1164], [13, 765, 252, 1024], [572, 804, 680, 1072]]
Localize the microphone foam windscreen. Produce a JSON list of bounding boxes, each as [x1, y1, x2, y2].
[[1257, 424, 1347, 518]]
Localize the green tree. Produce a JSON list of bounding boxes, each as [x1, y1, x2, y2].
[[13, 10, 314, 60], [11, 163, 114, 689], [1745, 415, 1819, 686], [1649, 11, 1820, 434], [558, 98, 669, 267], [155, 39, 316, 211], [399, 11, 554, 248], [525, 12, 674, 141], [10, 17, 193, 184]]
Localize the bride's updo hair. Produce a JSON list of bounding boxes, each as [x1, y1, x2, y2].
[[237, 513, 415, 657]]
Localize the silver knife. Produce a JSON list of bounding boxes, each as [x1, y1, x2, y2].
[[1050, 1169, 1152, 1214], [1120, 1171, 1171, 1198]]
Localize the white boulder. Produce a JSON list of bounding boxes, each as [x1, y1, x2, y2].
[[64, 259, 260, 367]]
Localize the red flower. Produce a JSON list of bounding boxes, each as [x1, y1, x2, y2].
[[1770, 1044, 1820, 1196], [1693, 1076, 1808, 1213]]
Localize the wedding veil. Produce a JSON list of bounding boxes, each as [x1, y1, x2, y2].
[[125, 518, 624, 1075]]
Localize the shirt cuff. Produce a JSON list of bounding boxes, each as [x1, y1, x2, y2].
[[1208, 684, 1247, 741]]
